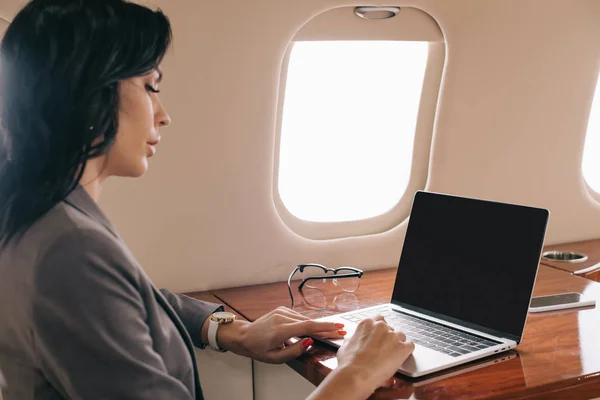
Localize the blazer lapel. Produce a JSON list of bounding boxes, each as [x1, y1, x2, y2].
[[63, 185, 121, 240], [152, 286, 204, 400]]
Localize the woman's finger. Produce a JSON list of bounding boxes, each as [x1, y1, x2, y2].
[[393, 330, 407, 342], [373, 314, 387, 323], [267, 313, 305, 327], [276, 320, 345, 341], [275, 309, 348, 338], [264, 337, 314, 364], [272, 306, 311, 322], [311, 329, 348, 339]]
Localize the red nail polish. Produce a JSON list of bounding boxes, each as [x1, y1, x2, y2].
[[338, 330, 347, 335], [302, 338, 314, 349], [335, 323, 345, 329]]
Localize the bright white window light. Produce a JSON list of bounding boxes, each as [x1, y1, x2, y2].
[[583, 75, 600, 193], [278, 41, 429, 222]]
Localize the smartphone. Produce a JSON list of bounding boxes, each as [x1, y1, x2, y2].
[[529, 292, 596, 313]]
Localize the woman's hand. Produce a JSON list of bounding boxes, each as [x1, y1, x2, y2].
[[307, 315, 415, 400], [337, 316, 414, 390], [211, 307, 347, 363]]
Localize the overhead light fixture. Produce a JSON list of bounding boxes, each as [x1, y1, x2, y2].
[[354, 6, 401, 20]]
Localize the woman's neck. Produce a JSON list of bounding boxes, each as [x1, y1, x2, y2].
[[78, 157, 108, 202], [80, 180, 102, 203]]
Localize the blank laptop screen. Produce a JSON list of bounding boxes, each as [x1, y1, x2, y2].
[[391, 191, 549, 341]]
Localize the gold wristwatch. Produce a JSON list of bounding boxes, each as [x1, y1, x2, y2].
[[207, 311, 236, 352]]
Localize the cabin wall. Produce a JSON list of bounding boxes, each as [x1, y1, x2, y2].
[[195, 350, 253, 400], [253, 361, 314, 400], [2, 1, 600, 398], [1, 0, 600, 291], [92, 0, 600, 293]]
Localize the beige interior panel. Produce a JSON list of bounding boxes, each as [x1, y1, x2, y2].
[[0, 0, 25, 23], [0, 18, 8, 39], [294, 5, 443, 42], [2, 1, 600, 294], [194, 349, 253, 400], [253, 361, 314, 400], [93, 0, 600, 293]]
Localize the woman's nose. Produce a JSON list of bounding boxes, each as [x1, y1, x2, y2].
[[159, 113, 171, 127], [156, 100, 171, 127]]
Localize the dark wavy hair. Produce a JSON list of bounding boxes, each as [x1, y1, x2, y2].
[[0, 0, 172, 246]]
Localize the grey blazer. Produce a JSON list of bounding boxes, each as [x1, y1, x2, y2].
[[0, 185, 223, 399]]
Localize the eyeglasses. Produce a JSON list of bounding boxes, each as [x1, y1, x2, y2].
[[287, 263, 363, 308]]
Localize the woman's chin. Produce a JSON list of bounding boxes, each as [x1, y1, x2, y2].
[[133, 163, 149, 177], [115, 161, 149, 178]]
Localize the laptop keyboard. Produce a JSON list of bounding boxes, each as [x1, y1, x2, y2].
[[339, 306, 500, 357]]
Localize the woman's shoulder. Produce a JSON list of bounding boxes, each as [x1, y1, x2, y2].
[[38, 196, 110, 237], [22, 201, 143, 286], [0, 200, 147, 317], [35, 226, 143, 290], [20, 201, 104, 250]]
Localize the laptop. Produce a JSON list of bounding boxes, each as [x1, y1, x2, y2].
[[313, 190, 549, 378]]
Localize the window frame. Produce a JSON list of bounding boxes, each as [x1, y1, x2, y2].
[[272, 8, 446, 240], [583, 72, 600, 201]]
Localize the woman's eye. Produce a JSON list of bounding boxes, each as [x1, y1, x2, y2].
[[145, 84, 160, 93]]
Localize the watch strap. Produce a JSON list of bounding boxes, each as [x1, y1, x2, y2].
[[207, 318, 226, 352]]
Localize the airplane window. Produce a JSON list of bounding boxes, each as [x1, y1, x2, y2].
[[277, 40, 428, 222], [583, 75, 600, 193]]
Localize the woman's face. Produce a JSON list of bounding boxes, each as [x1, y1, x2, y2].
[[105, 69, 171, 177]]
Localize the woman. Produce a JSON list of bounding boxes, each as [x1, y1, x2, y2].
[[0, 1, 415, 399]]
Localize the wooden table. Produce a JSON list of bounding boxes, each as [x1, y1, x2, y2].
[[184, 291, 247, 321], [210, 266, 600, 399], [541, 239, 600, 282]]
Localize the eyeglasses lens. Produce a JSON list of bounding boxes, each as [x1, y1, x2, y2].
[[301, 266, 330, 289], [334, 270, 360, 292]]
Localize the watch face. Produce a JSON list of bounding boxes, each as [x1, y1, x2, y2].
[[212, 311, 236, 323]]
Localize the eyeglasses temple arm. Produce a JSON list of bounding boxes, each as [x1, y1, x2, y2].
[[288, 266, 301, 307], [335, 266, 364, 274], [298, 279, 307, 291]]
